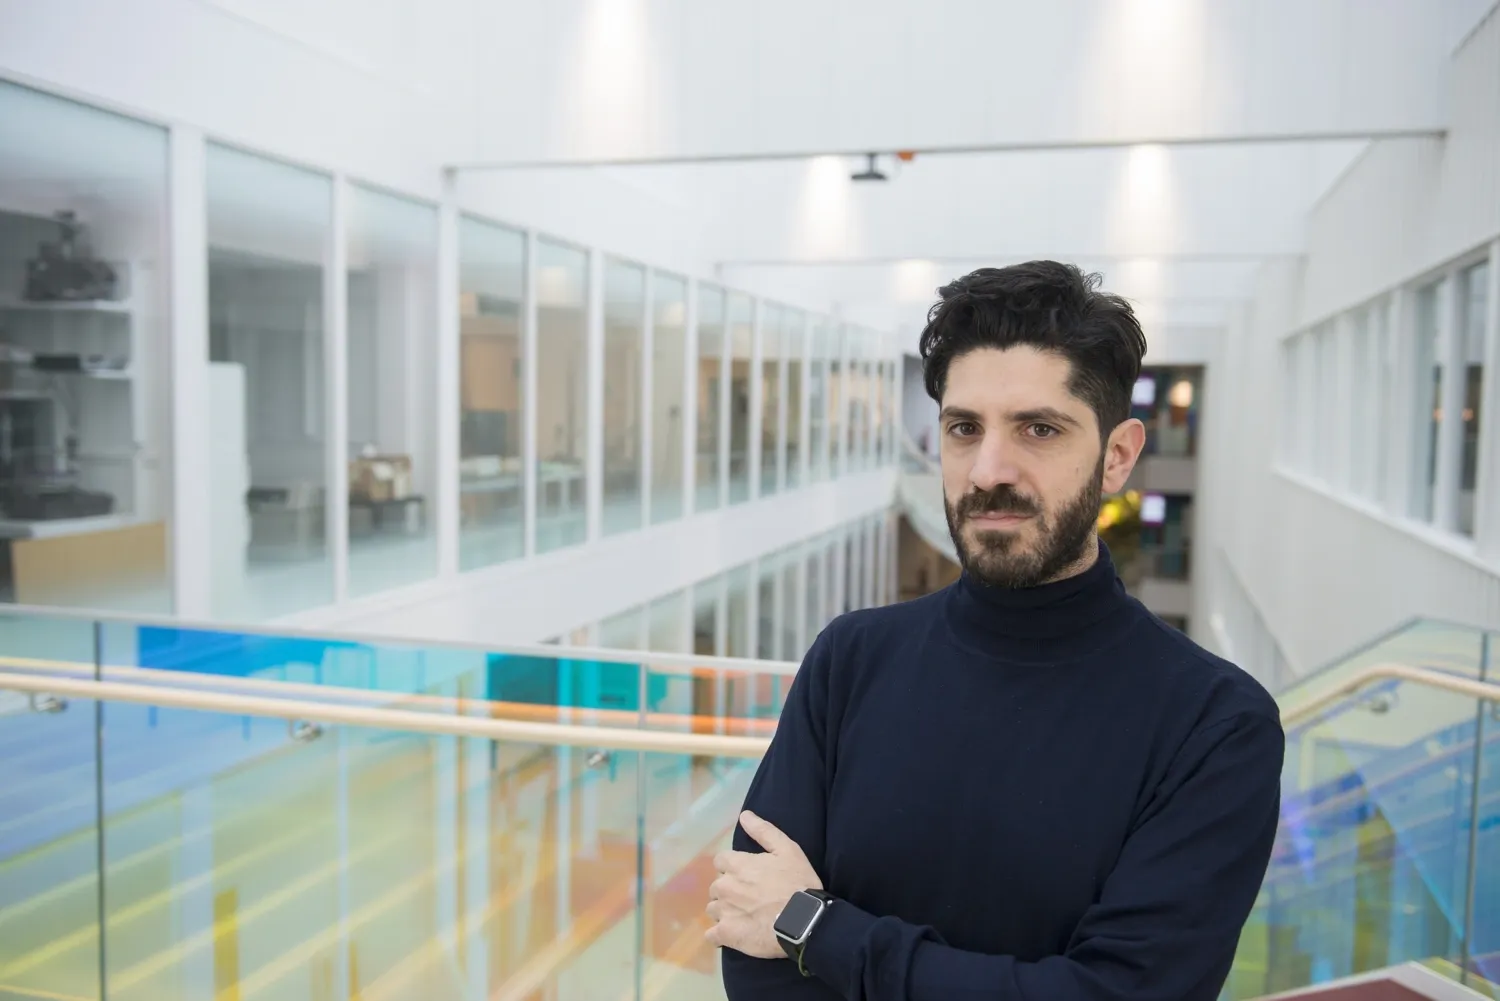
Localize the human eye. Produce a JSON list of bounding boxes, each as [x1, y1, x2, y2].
[[947, 420, 979, 438], [1026, 423, 1060, 439]]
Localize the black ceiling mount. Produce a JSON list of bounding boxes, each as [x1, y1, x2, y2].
[[850, 152, 887, 182]]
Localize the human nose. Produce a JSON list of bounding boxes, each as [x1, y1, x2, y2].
[[967, 431, 1023, 492]]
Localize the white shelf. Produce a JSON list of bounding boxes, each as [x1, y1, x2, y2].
[[0, 294, 133, 314]]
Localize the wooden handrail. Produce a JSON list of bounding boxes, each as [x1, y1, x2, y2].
[[1280, 661, 1500, 728], [0, 671, 774, 758]]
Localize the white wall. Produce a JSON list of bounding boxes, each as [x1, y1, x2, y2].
[[1197, 8, 1500, 680]]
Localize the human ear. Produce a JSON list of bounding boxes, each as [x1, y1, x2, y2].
[[1101, 418, 1146, 494]]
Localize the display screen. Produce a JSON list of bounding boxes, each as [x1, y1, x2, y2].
[[774, 891, 825, 941], [1141, 493, 1167, 525], [1132, 376, 1156, 407]]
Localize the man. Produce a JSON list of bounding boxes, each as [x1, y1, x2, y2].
[[707, 261, 1283, 1001]]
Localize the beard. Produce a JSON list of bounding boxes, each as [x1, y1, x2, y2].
[[944, 454, 1105, 590]]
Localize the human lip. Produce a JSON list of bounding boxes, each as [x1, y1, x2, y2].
[[968, 511, 1032, 526]]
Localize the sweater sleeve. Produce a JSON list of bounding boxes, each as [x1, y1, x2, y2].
[[721, 630, 845, 1001], [801, 711, 1285, 1001]]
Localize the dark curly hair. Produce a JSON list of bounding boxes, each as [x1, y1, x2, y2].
[[919, 261, 1147, 439]]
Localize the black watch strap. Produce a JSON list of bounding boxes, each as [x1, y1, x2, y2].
[[777, 889, 836, 976]]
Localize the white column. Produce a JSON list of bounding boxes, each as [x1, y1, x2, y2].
[[1434, 274, 1464, 532], [167, 126, 212, 617], [682, 280, 699, 519], [434, 171, 460, 577], [748, 298, 764, 500], [327, 176, 350, 602], [641, 271, 656, 528], [1476, 241, 1500, 561], [586, 248, 605, 541], [522, 231, 540, 556]]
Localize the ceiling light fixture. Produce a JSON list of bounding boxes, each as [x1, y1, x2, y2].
[[851, 153, 887, 182]]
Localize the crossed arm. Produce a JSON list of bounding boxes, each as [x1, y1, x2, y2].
[[710, 640, 1285, 1001]]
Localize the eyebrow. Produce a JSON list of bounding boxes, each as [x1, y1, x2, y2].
[[939, 405, 1083, 430]]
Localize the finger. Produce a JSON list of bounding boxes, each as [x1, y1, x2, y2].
[[740, 810, 797, 855], [706, 899, 723, 922], [710, 874, 743, 905], [704, 924, 722, 948], [713, 850, 735, 873]]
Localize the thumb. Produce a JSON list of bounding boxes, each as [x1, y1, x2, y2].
[[740, 810, 796, 855]]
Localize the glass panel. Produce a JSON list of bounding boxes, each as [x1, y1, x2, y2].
[[0, 83, 171, 614], [1413, 283, 1442, 522], [827, 326, 846, 477], [647, 590, 688, 654], [756, 556, 778, 660], [691, 579, 720, 657], [725, 565, 752, 658], [641, 749, 754, 1001], [1458, 262, 1488, 537], [207, 144, 333, 619], [760, 305, 784, 497], [808, 320, 828, 482], [1373, 303, 1394, 504], [785, 311, 805, 489], [727, 294, 754, 505], [1225, 619, 1495, 999], [345, 185, 439, 597], [599, 605, 644, 651], [651, 274, 688, 526], [1469, 631, 1498, 993], [1349, 311, 1373, 496], [1314, 326, 1337, 478], [695, 286, 726, 514], [0, 614, 101, 1001], [805, 544, 824, 645], [1233, 681, 1481, 997], [458, 216, 525, 571], [780, 553, 800, 661], [535, 240, 589, 553], [603, 259, 645, 537], [870, 357, 887, 468]]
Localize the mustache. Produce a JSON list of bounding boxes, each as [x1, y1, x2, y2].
[[955, 485, 1042, 520]]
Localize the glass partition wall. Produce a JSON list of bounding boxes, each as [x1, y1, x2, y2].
[[0, 81, 172, 614], [207, 145, 333, 620], [0, 77, 907, 622], [535, 240, 589, 553], [457, 217, 526, 570], [345, 185, 439, 597]]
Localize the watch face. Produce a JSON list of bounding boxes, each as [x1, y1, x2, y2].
[[774, 891, 825, 942]]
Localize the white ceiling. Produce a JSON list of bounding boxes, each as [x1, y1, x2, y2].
[[457, 0, 1496, 341]]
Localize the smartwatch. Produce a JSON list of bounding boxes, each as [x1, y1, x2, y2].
[[774, 888, 836, 976]]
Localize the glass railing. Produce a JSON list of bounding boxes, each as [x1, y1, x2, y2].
[[0, 607, 793, 1001], [1225, 618, 1499, 1000]]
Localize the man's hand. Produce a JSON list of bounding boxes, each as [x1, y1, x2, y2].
[[705, 810, 823, 959]]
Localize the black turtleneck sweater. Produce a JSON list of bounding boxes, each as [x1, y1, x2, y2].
[[722, 543, 1284, 1001]]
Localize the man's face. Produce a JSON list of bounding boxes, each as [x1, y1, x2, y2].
[[939, 346, 1143, 589]]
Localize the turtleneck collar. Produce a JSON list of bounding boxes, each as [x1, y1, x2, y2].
[[942, 539, 1139, 663]]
